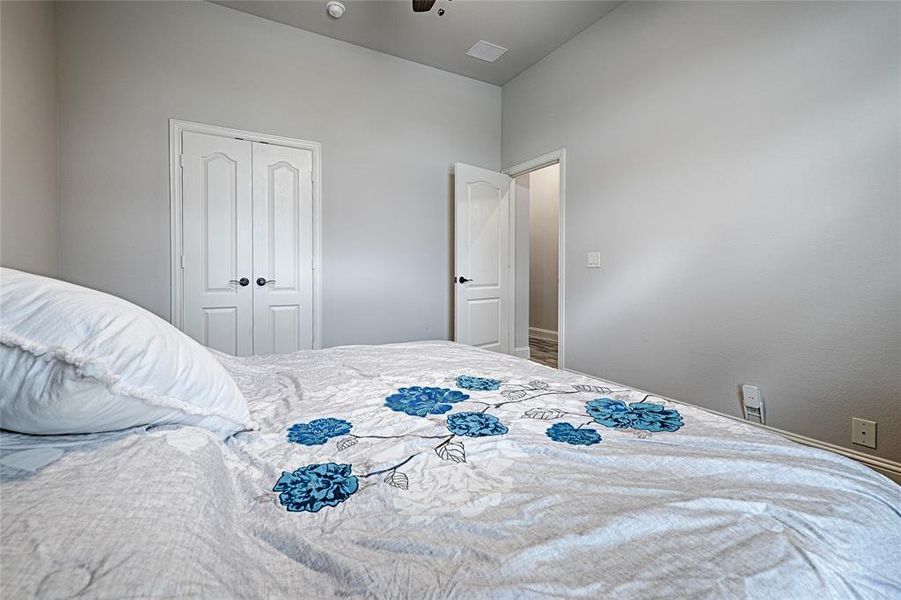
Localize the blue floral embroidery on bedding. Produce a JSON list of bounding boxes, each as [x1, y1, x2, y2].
[[455, 375, 501, 391], [546, 422, 602, 446], [384, 387, 469, 417], [446, 412, 508, 437], [273, 378, 687, 513], [287, 418, 352, 446], [273, 463, 358, 512], [585, 398, 683, 432]]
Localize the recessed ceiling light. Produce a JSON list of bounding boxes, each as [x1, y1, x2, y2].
[[466, 40, 508, 63]]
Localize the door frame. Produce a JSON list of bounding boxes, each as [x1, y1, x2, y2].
[[168, 119, 323, 349], [503, 148, 566, 369]]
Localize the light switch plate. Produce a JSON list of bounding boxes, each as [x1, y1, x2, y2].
[[852, 418, 876, 448], [586, 252, 601, 268]]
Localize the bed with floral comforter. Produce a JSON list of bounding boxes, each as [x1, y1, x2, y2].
[[2, 341, 900, 598]]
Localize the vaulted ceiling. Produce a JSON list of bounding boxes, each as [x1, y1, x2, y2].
[[212, 1, 623, 85]]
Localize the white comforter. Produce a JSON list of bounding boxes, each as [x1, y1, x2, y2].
[[2, 341, 899, 599]]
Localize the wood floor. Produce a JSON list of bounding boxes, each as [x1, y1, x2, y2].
[[529, 336, 558, 369]]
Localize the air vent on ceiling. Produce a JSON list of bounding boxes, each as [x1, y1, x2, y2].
[[466, 40, 508, 63]]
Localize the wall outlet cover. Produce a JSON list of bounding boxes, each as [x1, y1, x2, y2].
[[740, 384, 765, 424], [851, 418, 876, 449], [741, 384, 761, 408], [586, 252, 601, 268]]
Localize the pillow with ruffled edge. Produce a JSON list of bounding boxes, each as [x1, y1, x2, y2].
[[0, 268, 253, 438]]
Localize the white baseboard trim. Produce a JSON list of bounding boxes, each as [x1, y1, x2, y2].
[[563, 367, 901, 485], [529, 327, 558, 342], [514, 346, 531, 359]]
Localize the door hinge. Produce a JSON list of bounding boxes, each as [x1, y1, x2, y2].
[[180, 254, 184, 269], [178, 154, 184, 168]]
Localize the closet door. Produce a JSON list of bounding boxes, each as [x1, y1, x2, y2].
[[181, 132, 254, 356], [251, 142, 314, 354]]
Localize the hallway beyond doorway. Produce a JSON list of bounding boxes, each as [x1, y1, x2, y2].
[[529, 335, 557, 369]]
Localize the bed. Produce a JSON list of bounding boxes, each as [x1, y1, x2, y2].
[[2, 340, 900, 599]]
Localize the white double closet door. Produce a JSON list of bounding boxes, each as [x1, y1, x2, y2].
[[181, 131, 313, 356]]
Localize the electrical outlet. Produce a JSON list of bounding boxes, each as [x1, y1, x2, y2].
[[851, 418, 876, 449], [741, 384, 765, 424], [586, 252, 601, 268]]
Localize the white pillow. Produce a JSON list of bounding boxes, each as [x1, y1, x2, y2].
[[0, 268, 252, 438]]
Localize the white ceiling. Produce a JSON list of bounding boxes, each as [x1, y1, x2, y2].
[[212, 0, 623, 85]]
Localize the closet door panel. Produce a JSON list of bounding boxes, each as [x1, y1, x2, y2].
[[182, 132, 253, 356], [269, 161, 300, 292], [252, 143, 314, 354]]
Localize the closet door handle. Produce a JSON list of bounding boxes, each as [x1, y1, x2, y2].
[[256, 278, 276, 287], [229, 278, 250, 287]]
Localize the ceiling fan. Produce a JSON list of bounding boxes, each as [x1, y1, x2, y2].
[[412, 0, 437, 13]]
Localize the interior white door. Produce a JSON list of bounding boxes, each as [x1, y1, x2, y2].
[[181, 132, 254, 356], [251, 142, 314, 354], [454, 162, 513, 354]]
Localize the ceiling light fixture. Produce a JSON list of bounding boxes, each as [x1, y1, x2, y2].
[[326, 1, 345, 19]]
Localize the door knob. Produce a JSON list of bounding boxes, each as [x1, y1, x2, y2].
[[457, 276, 472, 284], [229, 278, 250, 287], [256, 278, 276, 287]]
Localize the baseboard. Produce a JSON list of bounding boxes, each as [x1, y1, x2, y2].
[[514, 346, 531, 359], [529, 327, 558, 342], [870, 465, 901, 484], [563, 367, 901, 485], [757, 425, 901, 485]]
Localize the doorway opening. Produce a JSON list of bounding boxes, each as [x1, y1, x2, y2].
[[506, 149, 565, 370]]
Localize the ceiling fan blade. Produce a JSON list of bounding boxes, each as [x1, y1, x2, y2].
[[412, 0, 436, 12]]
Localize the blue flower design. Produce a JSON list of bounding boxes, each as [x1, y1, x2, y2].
[[455, 375, 501, 391], [585, 398, 684, 432], [546, 422, 602, 446], [287, 418, 352, 445], [446, 411, 508, 437], [385, 387, 469, 417], [273, 463, 359, 513]]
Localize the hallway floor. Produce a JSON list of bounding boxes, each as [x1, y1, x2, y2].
[[529, 336, 558, 369]]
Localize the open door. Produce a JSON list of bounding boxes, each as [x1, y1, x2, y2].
[[454, 162, 513, 354]]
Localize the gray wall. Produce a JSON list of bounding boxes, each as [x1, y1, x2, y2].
[[528, 164, 559, 333], [1, 1, 59, 277], [56, 0, 500, 346], [503, 1, 901, 461]]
